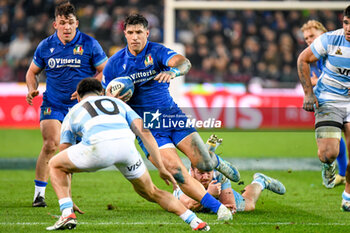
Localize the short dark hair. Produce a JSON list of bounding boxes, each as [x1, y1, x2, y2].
[[344, 5, 350, 18], [55, 1, 77, 19], [77, 78, 103, 98], [124, 14, 148, 30]]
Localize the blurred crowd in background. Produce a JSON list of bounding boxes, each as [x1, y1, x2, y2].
[[0, 0, 344, 88]]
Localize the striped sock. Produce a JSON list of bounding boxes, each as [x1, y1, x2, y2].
[[59, 197, 73, 217], [252, 178, 266, 191]]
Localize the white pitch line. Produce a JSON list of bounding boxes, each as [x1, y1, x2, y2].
[[1, 222, 350, 226]]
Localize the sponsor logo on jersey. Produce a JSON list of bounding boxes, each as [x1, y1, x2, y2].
[[335, 47, 342, 55], [73, 45, 84, 55], [43, 107, 52, 115], [338, 68, 350, 76], [48, 58, 82, 68], [144, 54, 153, 67], [127, 159, 142, 171], [50, 48, 55, 53], [129, 70, 157, 83]]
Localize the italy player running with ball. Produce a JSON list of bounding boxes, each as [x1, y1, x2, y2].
[[103, 14, 239, 220]]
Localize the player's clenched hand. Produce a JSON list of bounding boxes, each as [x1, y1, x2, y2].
[[303, 93, 318, 112], [207, 180, 221, 198], [70, 91, 78, 100], [26, 90, 39, 105], [154, 71, 175, 83], [158, 167, 177, 188]]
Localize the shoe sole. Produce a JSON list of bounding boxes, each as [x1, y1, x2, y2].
[[32, 203, 47, 207], [64, 223, 77, 230]]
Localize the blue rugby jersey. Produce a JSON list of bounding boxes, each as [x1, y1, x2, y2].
[[102, 41, 177, 115], [310, 59, 324, 78], [33, 29, 107, 109], [311, 29, 350, 104], [60, 96, 140, 146]]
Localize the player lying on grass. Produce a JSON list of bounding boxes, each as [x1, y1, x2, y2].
[[173, 135, 286, 213], [46, 78, 210, 231]]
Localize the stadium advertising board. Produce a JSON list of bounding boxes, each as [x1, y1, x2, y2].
[[0, 83, 314, 129]]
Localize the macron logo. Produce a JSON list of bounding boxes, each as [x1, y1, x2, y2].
[[50, 48, 55, 53]]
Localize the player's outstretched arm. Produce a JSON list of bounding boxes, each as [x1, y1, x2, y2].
[[25, 61, 42, 105], [130, 118, 177, 187], [297, 47, 319, 112], [154, 55, 191, 83]]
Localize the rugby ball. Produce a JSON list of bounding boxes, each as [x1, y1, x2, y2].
[[106, 76, 134, 99]]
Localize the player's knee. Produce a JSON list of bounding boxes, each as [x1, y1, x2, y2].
[[42, 139, 59, 154], [195, 159, 215, 172], [318, 146, 338, 163]]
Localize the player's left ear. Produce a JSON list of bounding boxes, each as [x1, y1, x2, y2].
[[53, 20, 57, 30], [75, 20, 79, 28], [146, 29, 150, 38]]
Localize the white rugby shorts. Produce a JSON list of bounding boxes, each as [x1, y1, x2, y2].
[[67, 138, 146, 180]]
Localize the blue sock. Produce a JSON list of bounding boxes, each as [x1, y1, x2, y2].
[[337, 138, 347, 177], [34, 180, 48, 187], [200, 192, 221, 213]]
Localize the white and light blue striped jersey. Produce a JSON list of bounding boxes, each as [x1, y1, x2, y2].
[[60, 96, 140, 146], [311, 28, 350, 105]]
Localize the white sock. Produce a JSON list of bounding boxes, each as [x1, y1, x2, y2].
[[180, 210, 203, 230], [251, 180, 265, 191], [59, 197, 74, 217], [34, 186, 46, 201], [180, 209, 196, 224], [342, 191, 350, 201]]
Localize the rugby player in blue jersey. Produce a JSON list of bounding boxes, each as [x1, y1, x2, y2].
[[298, 5, 350, 211], [301, 20, 347, 188], [46, 78, 210, 231], [25, 1, 108, 208], [103, 14, 238, 220]]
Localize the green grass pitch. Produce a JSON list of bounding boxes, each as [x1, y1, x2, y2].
[[0, 128, 318, 158], [0, 170, 349, 233], [1, 128, 349, 232]]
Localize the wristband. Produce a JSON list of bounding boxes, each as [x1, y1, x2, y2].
[[170, 67, 181, 77]]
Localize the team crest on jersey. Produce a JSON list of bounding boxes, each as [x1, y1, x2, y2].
[[43, 107, 52, 115], [336, 47, 342, 55], [144, 54, 153, 67], [73, 45, 84, 55]]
